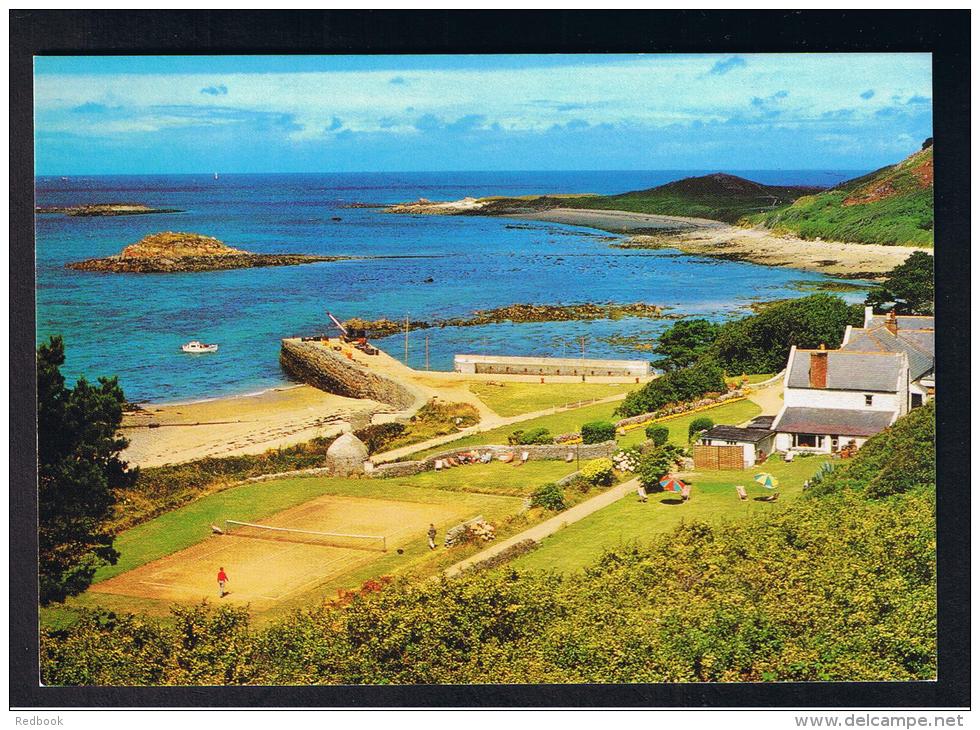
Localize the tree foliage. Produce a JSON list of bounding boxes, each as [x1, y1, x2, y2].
[[865, 251, 935, 315], [652, 319, 722, 371], [709, 295, 863, 375], [37, 336, 136, 605], [616, 360, 726, 417]]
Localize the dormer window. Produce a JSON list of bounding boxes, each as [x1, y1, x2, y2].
[[864, 394, 873, 406]]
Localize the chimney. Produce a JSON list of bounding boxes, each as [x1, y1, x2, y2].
[[864, 305, 874, 328], [809, 345, 828, 389], [885, 311, 898, 335]]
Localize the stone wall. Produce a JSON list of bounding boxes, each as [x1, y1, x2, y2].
[[421, 440, 617, 466], [370, 440, 617, 478], [279, 338, 416, 410], [371, 460, 428, 478]]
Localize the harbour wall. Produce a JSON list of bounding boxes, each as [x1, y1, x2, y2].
[[279, 338, 417, 410]]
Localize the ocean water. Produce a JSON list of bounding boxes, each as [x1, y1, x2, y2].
[[35, 170, 866, 403]]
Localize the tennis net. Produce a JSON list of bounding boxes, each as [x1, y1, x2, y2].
[[223, 520, 387, 552]]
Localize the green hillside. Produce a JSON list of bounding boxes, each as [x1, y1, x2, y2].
[[558, 173, 821, 223], [746, 145, 934, 246], [41, 403, 935, 685]]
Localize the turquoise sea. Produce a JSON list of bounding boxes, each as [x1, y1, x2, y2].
[[35, 170, 866, 403]]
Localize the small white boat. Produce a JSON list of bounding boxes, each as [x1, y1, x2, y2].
[[181, 340, 219, 354]]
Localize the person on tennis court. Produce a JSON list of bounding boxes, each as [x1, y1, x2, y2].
[[427, 523, 437, 550], [217, 567, 228, 598]]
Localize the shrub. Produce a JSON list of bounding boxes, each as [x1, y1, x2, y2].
[[580, 421, 616, 444], [688, 417, 714, 442], [636, 444, 684, 492], [580, 458, 615, 487], [354, 422, 407, 454], [646, 424, 669, 446], [529, 483, 567, 512], [612, 447, 641, 473], [616, 360, 726, 417], [508, 427, 553, 445]]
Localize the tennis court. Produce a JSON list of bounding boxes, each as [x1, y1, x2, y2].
[[91, 493, 472, 609]]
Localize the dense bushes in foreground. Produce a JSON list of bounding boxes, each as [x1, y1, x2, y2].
[[42, 404, 935, 685]]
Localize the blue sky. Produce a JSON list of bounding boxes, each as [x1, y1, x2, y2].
[[34, 53, 933, 175]]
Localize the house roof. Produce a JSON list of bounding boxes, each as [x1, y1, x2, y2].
[[700, 425, 774, 444], [843, 326, 934, 380], [747, 415, 775, 429], [773, 407, 895, 437], [867, 314, 934, 331], [787, 350, 905, 392]]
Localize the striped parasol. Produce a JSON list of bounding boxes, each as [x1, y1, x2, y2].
[[754, 472, 779, 490], [659, 475, 686, 493]]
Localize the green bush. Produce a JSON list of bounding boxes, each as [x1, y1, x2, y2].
[[688, 417, 714, 442], [508, 427, 553, 445], [529, 483, 567, 512], [616, 360, 726, 417], [580, 421, 616, 444], [580, 457, 615, 487], [354, 422, 407, 454], [637, 445, 685, 491], [708, 294, 863, 375], [645, 424, 670, 446]]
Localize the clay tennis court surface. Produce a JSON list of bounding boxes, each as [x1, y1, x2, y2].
[[91, 493, 472, 610]]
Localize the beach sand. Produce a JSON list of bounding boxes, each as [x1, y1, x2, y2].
[[121, 385, 381, 468], [513, 208, 930, 278]]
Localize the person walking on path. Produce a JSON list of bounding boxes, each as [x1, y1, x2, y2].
[[217, 567, 228, 597], [427, 523, 437, 550]]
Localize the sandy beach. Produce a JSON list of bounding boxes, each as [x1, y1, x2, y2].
[[514, 208, 931, 278], [510, 208, 932, 278], [121, 385, 382, 468]]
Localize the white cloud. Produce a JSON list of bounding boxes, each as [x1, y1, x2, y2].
[[34, 54, 932, 140]]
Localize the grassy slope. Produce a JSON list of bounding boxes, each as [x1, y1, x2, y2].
[[558, 175, 819, 224], [616, 398, 761, 449], [511, 454, 827, 573], [469, 381, 635, 417], [747, 147, 934, 246]]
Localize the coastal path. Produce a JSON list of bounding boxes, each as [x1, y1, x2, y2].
[[442, 477, 640, 577]]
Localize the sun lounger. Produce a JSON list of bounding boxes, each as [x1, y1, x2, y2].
[[521, 451, 529, 463], [680, 484, 691, 501], [735, 485, 748, 501], [434, 459, 443, 471], [565, 452, 574, 463], [500, 452, 514, 463], [761, 492, 780, 503]]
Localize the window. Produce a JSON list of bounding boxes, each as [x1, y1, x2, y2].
[[793, 433, 819, 448], [864, 394, 873, 406], [911, 393, 923, 408]]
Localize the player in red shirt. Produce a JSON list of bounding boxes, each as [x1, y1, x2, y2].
[[217, 567, 228, 598]]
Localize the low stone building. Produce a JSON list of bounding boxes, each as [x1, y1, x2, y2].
[[326, 432, 370, 476]]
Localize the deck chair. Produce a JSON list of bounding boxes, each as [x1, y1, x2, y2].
[[761, 492, 780, 503], [735, 485, 748, 501], [434, 459, 443, 471], [521, 451, 530, 463], [565, 451, 575, 463], [680, 484, 691, 501]]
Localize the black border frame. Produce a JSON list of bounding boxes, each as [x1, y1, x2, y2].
[[9, 9, 970, 709]]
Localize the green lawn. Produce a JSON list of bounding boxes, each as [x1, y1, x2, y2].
[[725, 373, 775, 386], [470, 381, 635, 417], [388, 460, 577, 496], [510, 455, 831, 574], [410, 400, 623, 459], [94, 471, 524, 584], [617, 399, 762, 449]]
